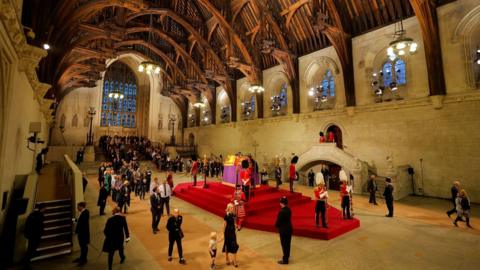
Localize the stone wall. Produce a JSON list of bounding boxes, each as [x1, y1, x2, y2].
[[0, 2, 51, 227]]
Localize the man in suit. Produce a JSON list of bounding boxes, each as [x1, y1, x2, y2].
[[150, 187, 161, 234], [275, 196, 293, 265], [367, 175, 378, 205], [73, 202, 90, 265], [446, 181, 461, 218], [159, 179, 172, 216], [307, 169, 315, 187], [102, 207, 130, 270], [383, 178, 394, 217], [24, 203, 47, 263], [98, 182, 109, 215]]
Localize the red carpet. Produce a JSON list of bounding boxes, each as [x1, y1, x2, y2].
[[174, 182, 360, 240]]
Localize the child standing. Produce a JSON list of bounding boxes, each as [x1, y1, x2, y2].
[[209, 232, 217, 270]]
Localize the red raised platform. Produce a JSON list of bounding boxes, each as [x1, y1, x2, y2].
[[173, 182, 360, 240]]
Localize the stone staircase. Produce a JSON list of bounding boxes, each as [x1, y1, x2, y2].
[[31, 199, 73, 262]]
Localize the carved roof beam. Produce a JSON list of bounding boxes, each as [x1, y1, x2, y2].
[[409, 0, 446, 96]]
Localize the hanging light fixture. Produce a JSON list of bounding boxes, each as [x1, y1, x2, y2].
[[138, 14, 161, 75], [387, 19, 417, 60], [248, 83, 264, 93], [193, 93, 205, 108]]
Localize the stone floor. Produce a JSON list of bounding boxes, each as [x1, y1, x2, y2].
[[22, 164, 480, 270]]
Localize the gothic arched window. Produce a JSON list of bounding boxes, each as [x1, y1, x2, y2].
[[381, 59, 407, 88], [321, 69, 335, 97], [101, 62, 137, 128]]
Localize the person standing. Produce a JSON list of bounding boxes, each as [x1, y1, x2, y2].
[[222, 203, 239, 267], [102, 207, 130, 270], [314, 180, 329, 228], [446, 181, 461, 218], [453, 189, 472, 228], [97, 182, 109, 216], [367, 175, 378, 205], [166, 209, 186, 264], [150, 187, 161, 234], [383, 178, 394, 217], [73, 202, 90, 266], [240, 160, 251, 202], [307, 169, 315, 187], [340, 180, 351, 219], [208, 232, 218, 270], [117, 181, 131, 214], [275, 196, 293, 265], [24, 203, 47, 263], [289, 156, 299, 193], [275, 166, 282, 189], [191, 156, 199, 186], [159, 179, 172, 216]]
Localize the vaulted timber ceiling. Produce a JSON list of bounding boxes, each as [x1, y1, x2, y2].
[[22, 0, 454, 106]]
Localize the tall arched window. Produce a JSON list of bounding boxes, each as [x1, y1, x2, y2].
[[381, 59, 407, 88], [271, 82, 287, 116], [101, 62, 137, 128], [321, 69, 335, 97]]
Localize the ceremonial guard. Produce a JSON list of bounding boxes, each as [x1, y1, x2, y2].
[[289, 156, 299, 193], [314, 174, 329, 228], [231, 185, 246, 230], [240, 159, 251, 201], [191, 156, 199, 186]]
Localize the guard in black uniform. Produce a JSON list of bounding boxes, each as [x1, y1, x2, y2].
[[275, 196, 293, 265]]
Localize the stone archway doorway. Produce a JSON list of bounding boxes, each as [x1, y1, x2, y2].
[[301, 160, 342, 190], [327, 124, 343, 149]]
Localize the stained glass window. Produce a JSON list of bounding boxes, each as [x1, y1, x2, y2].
[[382, 59, 407, 88], [321, 69, 335, 97], [101, 62, 137, 128]]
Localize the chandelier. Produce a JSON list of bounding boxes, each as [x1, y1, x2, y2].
[[138, 14, 161, 75], [248, 84, 264, 93], [387, 19, 417, 61], [108, 90, 124, 99], [138, 61, 161, 74], [193, 93, 205, 108]]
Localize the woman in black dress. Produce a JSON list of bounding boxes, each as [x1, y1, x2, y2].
[[223, 203, 239, 267]]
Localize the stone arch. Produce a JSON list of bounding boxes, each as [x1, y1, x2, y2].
[[264, 71, 292, 117], [453, 6, 480, 89], [296, 144, 368, 194]]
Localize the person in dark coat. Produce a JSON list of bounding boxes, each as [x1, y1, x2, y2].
[[367, 175, 378, 205], [383, 178, 394, 217], [222, 203, 239, 267], [150, 187, 161, 234], [307, 169, 315, 187], [446, 181, 461, 218], [102, 207, 130, 270], [73, 202, 90, 265], [97, 182, 109, 215], [82, 172, 88, 193], [166, 209, 186, 264], [275, 196, 293, 265], [24, 203, 47, 263], [117, 181, 130, 214]]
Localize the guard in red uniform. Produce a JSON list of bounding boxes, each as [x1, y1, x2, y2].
[[289, 156, 299, 193], [340, 180, 351, 219], [231, 186, 246, 230], [319, 132, 326, 143], [191, 156, 199, 186], [314, 178, 329, 228], [328, 131, 335, 142], [240, 160, 251, 201]]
